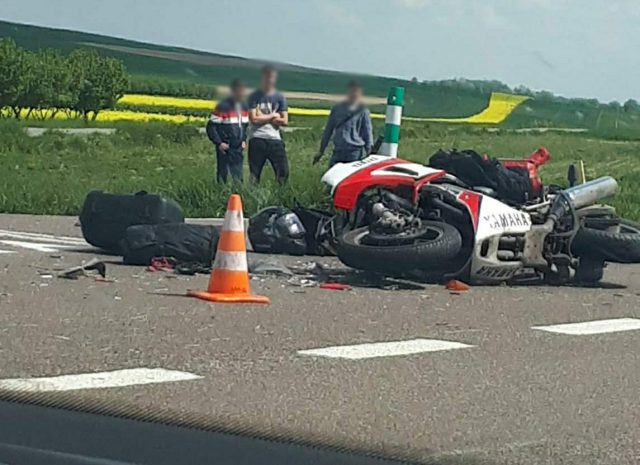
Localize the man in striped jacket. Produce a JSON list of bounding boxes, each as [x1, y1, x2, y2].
[[206, 79, 249, 183]]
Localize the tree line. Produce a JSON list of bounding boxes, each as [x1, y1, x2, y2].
[[420, 77, 639, 112], [0, 39, 128, 120], [128, 76, 217, 100]]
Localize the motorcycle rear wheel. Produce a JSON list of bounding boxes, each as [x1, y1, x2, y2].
[[337, 221, 462, 274], [573, 218, 640, 263]]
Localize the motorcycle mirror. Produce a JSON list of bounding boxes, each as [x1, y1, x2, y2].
[[567, 164, 577, 187]]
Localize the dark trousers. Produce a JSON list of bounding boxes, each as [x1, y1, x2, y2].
[[328, 147, 364, 167], [216, 147, 244, 183], [248, 138, 289, 184]]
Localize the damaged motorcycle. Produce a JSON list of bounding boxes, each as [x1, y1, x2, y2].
[[321, 149, 640, 285]]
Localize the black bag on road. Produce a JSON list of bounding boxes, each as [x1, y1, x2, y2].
[[79, 191, 184, 253], [122, 223, 219, 266]]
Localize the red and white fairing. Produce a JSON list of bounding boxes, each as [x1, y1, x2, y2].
[[322, 156, 446, 210], [323, 156, 534, 283], [457, 190, 532, 282]]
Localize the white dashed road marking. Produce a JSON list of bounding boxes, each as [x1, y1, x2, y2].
[[0, 249, 15, 254], [298, 338, 473, 360], [533, 317, 640, 335], [0, 368, 203, 392]]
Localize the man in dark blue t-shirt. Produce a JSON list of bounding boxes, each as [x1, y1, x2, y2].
[[247, 65, 289, 184], [206, 79, 248, 183]]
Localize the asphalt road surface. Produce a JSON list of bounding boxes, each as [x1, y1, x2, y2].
[[1, 213, 640, 464]]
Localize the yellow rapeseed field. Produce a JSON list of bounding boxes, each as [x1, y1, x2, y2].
[[3, 108, 204, 124], [119, 93, 333, 117], [2, 92, 528, 124], [118, 92, 529, 124], [423, 93, 530, 124], [118, 94, 215, 110]]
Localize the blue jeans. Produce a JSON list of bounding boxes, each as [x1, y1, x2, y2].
[[329, 147, 364, 167]]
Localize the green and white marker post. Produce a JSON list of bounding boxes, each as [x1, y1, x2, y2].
[[379, 86, 405, 157]]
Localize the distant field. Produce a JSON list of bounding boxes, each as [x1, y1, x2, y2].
[[5, 19, 640, 136], [2, 92, 530, 125], [112, 92, 528, 124]]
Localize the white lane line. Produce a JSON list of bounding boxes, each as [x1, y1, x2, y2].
[[0, 240, 79, 253], [0, 230, 88, 245], [0, 368, 203, 392], [0, 249, 15, 254], [533, 317, 640, 335], [298, 338, 473, 360]]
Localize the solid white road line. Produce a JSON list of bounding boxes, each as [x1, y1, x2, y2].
[[0, 249, 15, 254], [0, 240, 78, 253], [0, 368, 202, 392], [532, 317, 640, 335], [298, 338, 473, 360], [0, 229, 88, 245]]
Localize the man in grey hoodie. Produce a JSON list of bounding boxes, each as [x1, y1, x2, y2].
[[313, 80, 373, 167]]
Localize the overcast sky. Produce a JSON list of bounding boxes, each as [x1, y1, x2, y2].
[[2, 0, 639, 102]]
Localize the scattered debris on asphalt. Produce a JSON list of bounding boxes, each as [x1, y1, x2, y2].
[[286, 277, 317, 288], [146, 257, 210, 275], [249, 258, 293, 276], [58, 258, 107, 280], [147, 257, 175, 273], [175, 262, 211, 275]]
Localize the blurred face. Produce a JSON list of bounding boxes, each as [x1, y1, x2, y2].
[[231, 84, 246, 102], [347, 85, 363, 104], [261, 70, 278, 91]]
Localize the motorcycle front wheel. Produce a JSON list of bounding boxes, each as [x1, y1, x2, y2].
[[573, 218, 640, 263], [337, 221, 462, 274]]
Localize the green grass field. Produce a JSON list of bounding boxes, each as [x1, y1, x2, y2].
[[1, 119, 639, 220]]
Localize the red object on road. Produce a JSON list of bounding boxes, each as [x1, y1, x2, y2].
[[147, 257, 175, 273], [445, 280, 470, 291], [320, 283, 352, 291]]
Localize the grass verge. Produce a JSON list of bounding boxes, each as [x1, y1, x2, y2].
[[1, 119, 639, 220]]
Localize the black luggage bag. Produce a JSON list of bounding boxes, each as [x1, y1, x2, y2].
[[122, 223, 219, 266], [428, 149, 532, 204], [79, 191, 184, 253]]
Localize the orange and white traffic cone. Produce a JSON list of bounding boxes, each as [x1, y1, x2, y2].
[[188, 194, 269, 304]]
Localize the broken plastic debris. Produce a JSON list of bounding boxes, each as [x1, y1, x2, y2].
[[286, 277, 317, 288], [319, 283, 352, 291], [445, 280, 470, 291], [58, 258, 106, 280], [249, 258, 293, 276]]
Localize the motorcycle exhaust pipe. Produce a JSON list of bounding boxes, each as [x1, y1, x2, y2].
[[563, 176, 618, 209], [549, 176, 618, 222]]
